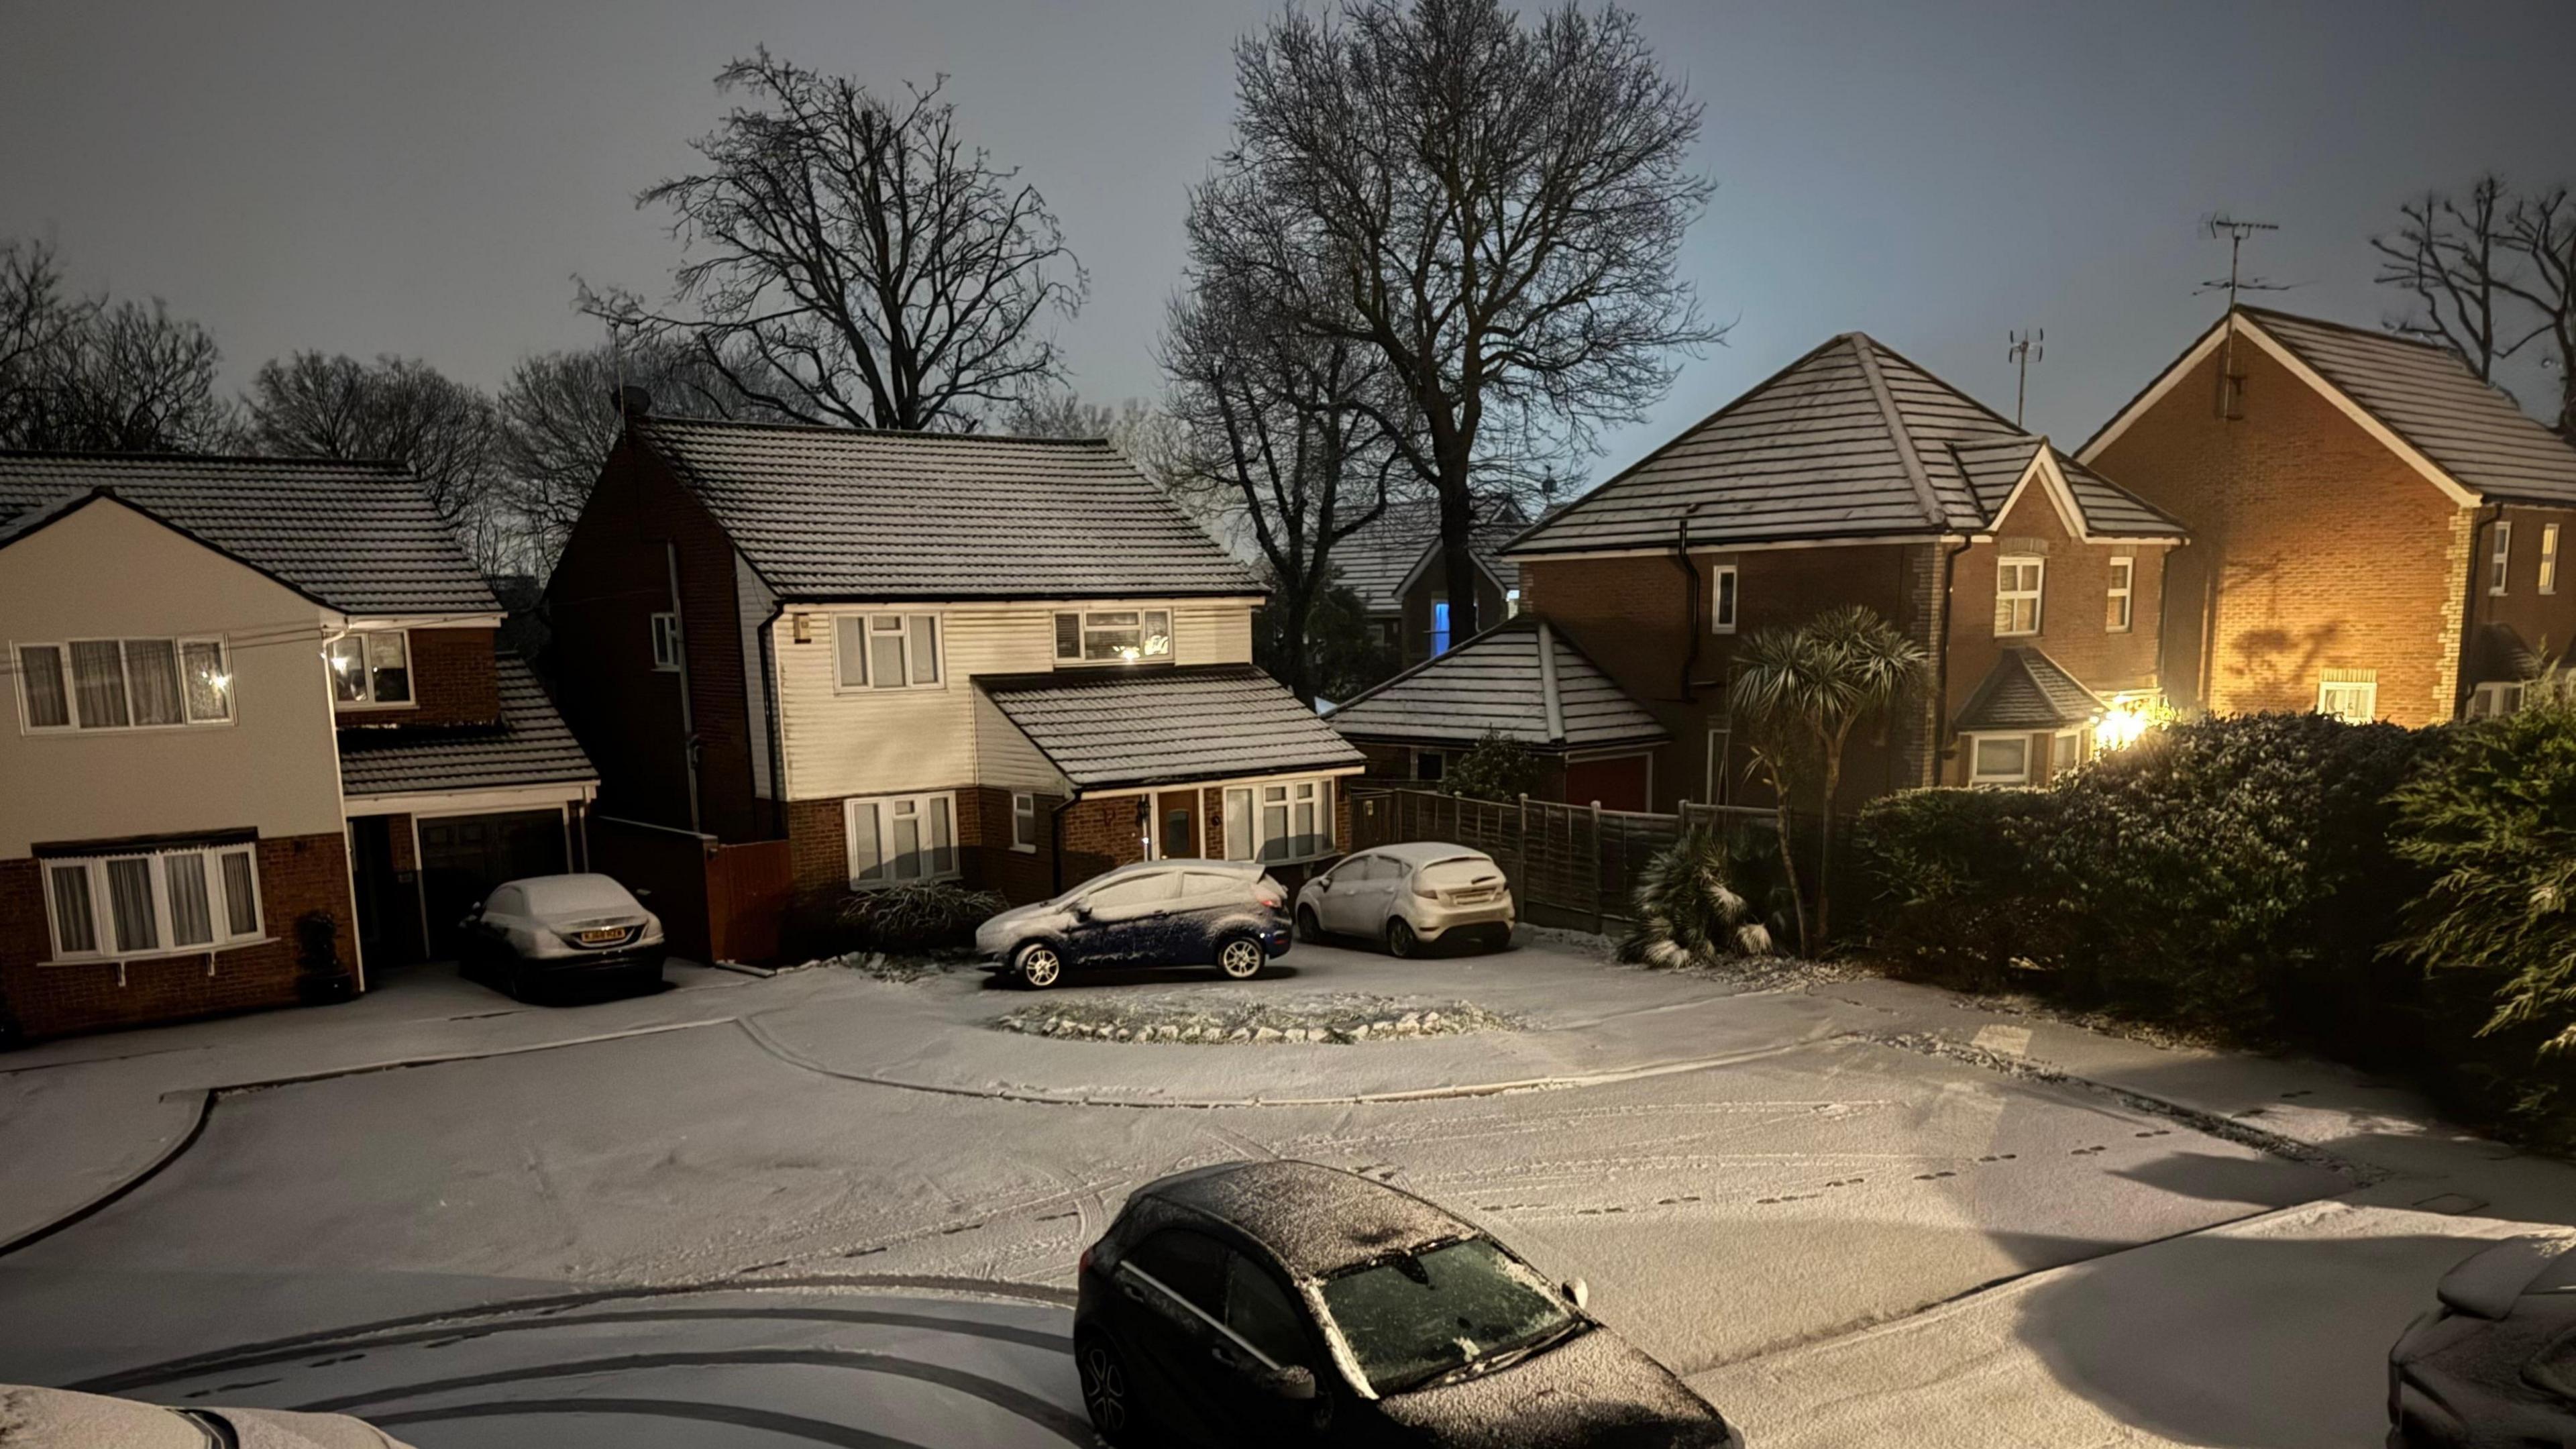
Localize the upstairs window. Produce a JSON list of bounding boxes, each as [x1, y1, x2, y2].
[[1055, 609, 1171, 664], [649, 612, 682, 671], [43, 841, 262, 961], [1430, 600, 1452, 656], [2105, 557, 2134, 633], [19, 638, 234, 731], [1995, 557, 2044, 637], [328, 631, 412, 706], [2542, 523, 2560, 595], [2490, 520, 2513, 596], [1710, 564, 1738, 633], [834, 614, 942, 690]]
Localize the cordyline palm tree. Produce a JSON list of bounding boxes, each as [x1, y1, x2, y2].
[[1727, 605, 1928, 951]]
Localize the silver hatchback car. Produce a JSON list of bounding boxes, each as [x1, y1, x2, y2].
[[1294, 842, 1515, 956]]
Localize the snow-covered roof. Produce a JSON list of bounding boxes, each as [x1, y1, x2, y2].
[[976, 664, 1364, 791], [337, 652, 596, 800], [1325, 620, 1668, 751], [1142, 1159, 1468, 1277]]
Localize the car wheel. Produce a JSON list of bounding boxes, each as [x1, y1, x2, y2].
[[1218, 935, 1266, 980], [1296, 906, 1324, 943], [1076, 1330, 1143, 1444], [1014, 942, 1063, 989], [1385, 918, 1417, 958]]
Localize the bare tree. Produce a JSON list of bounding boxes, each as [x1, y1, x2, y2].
[[2373, 178, 2515, 380], [1164, 277, 1404, 703], [589, 53, 1084, 433], [2502, 186, 2576, 439], [245, 352, 505, 569], [0, 239, 80, 434], [1191, 0, 1719, 639], [0, 240, 230, 453]]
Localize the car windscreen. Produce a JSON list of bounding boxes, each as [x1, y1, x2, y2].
[[1316, 1236, 1578, 1395], [521, 875, 638, 918]]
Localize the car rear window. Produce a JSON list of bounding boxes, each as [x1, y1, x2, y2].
[[1085, 872, 1177, 910], [1317, 1236, 1576, 1394], [1413, 857, 1499, 890], [1124, 1227, 1226, 1313], [521, 874, 639, 916], [1180, 871, 1242, 901]]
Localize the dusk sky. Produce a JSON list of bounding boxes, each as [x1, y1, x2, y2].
[[5, 0, 2571, 484]]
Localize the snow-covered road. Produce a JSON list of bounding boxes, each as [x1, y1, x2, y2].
[[2, 940, 2565, 1446]]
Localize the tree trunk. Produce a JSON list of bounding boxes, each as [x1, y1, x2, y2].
[[1761, 759, 1810, 957], [1281, 583, 1319, 704], [1436, 451, 1480, 640], [1814, 746, 1841, 947]]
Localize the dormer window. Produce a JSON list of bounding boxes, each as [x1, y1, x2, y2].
[[327, 631, 412, 706], [1055, 609, 1172, 664]]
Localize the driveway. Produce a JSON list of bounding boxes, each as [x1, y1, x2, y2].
[[2, 934, 2569, 1446]]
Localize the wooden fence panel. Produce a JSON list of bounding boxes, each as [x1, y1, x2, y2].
[[708, 840, 793, 965], [590, 817, 794, 966]]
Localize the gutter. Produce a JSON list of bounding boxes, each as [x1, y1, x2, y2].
[[1927, 537, 1972, 786], [1672, 503, 1707, 702], [2456, 501, 2504, 716]]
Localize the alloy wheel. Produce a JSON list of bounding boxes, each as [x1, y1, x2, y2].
[[1385, 918, 1416, 958], [1079, 1336, 1132, 1437], [1017, 945, 1062, 989], [1219, 938, 1265, 979]]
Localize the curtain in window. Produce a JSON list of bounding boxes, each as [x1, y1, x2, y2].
[[328, 635, 368, 701], [182, 641, 231, 721], [70, 641, 130, 727], [221, 849, 259, 936], [908, 617, 940, 684], [835, 619, 868, 687], [18, 645, 69, 727], [125, 639, 185, 725], [890, 801, 923, 878], [106, 857, 158, 952], [1260, 786, 1289, 862], [849, 802, 883, 881], [366, 632, 411, 702], [869, 619, 906, 688], [48, 865, 97, 954], [927, 796, 953, 875], [166, 852, 215, 946], [1225, 789, 1253, 861]]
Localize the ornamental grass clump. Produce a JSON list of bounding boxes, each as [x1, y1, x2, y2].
[[1619, 824, 1775, 969]]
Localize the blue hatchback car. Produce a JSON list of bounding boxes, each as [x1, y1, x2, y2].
[[974, 860, 1294, 988]]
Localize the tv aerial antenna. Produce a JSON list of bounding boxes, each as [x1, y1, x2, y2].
[[2006, 329, 2044, 428], [2198, 215, 2288, 420]]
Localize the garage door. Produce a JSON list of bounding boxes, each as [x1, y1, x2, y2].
[[418, 810, 568, 957], [1562, 753, 1652, 813]]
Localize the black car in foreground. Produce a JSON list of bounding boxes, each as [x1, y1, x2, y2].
[[2387, 1234, 2576, 1447], [973, 859, 1293, 988], [1074, 1160, 1743, 1448]]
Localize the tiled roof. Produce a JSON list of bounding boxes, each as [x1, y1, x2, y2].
[[1505, 333, 2181, 555], [632, 417, 1258, 601], [2239, 308, 2576, 506], [1941, 437, 2187, 539], [977, 663, 1364, 790], [1953, 647, 2102, 732], [1325, 620, 1669, 750], [0, 453, 498, 616], [1331, 500, 1527, 612], [336, 652, 596, 800]]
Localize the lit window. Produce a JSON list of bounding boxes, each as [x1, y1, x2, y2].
[[2490, 520, 2512, 596], [2469, 681, 2526, 719], [18, 638, 234, 731], [1430, 600, 1452, 656], [327, 631, 412, 706], [649, 612, 682, 671], [2105, 557, 2133, 633], [2542, 523, 2559, 595], [844, 792, 957, 886], [833, 614, 942, 690], [1711, 564, 1737, 633], [1505, 588, 1523, 619], [41, 842, 262, 961], [2317, 677, 2378, 722], [1053, 609, 1173, 664], [1994, 557, 2044, 636], [1012, 792, 1038, 853], [1970, 736, 2029, 786]]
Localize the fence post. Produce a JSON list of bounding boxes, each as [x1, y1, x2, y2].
[[1589, 800, 1606, 934]]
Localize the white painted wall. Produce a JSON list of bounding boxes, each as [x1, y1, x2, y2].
[[0, 501, 345, 857], [768, 596, 1257, 802]]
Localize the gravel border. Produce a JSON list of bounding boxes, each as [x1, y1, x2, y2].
[[994, 992, 1519, 1045]]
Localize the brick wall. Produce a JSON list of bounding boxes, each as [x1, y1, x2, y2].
[[2088, 338, 2471, 725], [382, 627, 502, 727], [0, 831, 358, 1041], [2469, 504, 2576, 685], [1399, 566, 1509, 666]]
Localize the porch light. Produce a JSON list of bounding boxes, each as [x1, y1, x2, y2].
[[2095, 694, 2158, 751]]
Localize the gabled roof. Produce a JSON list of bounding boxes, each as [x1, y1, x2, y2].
[[1506, 333, 2182, 556], [1953, 647, 2102, 733], [1324, 619, 1670, 751], [335, 652, 596, 800], [975, 663, 1364, 791], [0, 453, 499, 616], [629, 416, 1258, 602], [2080, 306, 2576, 507], [1326, 500, 1527, 613]]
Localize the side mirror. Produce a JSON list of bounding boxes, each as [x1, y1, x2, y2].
[[1562, 1277, 1589, 1311], [1069, 900, 1092, 920], [1254, 1364, 1317, 1401]]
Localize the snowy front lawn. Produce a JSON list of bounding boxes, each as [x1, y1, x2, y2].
[[994, 990, 1518, 1044]]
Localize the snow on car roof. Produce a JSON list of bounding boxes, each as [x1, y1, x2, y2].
[[514, 873, 642, 915], [1146, 1160, 1470, 1279], [1373, 841, 1496, 865]]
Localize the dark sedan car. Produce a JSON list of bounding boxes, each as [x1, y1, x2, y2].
[[973, 860, 1293, 988], [2387, 1234, 2576, 1447], [1074, 1160, 1743, 1448]]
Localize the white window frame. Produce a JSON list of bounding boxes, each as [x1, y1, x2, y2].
[[1011, 792, 1038, 853], [40, 842, 264, 963], [2317, 678, 2378, 722], [2490, 520, 2513, 596], [2049, 727, 2089, 776], [327, 629, 414, 709], [1223, 777, 1336, 864], [649, 612, 682, 672], [16, 637, 237, 734], [1969, 734, 2031, 787], [833, 613, 944, 692], [2105, 557, 2134, 633], [1710, 563, 1738, 634], [2542, 523, 2560, 595], [843, 791, 960, 888], [2469, 681, 2526, 719], [1052, 608, 1174, 666], [1994, 556, 2044, 637]]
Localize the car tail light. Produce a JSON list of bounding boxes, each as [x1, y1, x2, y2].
[[1079, 1246, 1093, 1275], [1414, 875, 1438, 900], [1254, 877, 1285, 908]]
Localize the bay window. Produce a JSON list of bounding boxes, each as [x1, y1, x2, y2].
[[1970, 735, 2030, 786], [1054, 608, 1173, 664], [42, 842, 263, 961], [17, 637, 233, 731], [845, 792, 958, 885], [327, 630, 412, 706]]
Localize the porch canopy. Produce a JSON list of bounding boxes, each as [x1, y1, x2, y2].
[[976, 663, 1364, 792]]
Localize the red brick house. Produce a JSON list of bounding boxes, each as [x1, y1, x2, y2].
[[544, 404, 1364, 914], [2080, 306, 2576, 725], [1453, 332, 2186, 808], [0, 454, 595, 1040]]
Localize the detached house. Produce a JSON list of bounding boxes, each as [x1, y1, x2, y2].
[[2080, 306, 2576, 725], [1329, 500, 1531, 667], [0, 454, 595, 1040], [1370, 333, 2188, 808], [545, 404, 1363, 919]]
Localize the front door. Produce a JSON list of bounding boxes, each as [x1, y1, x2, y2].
[[1155, 790, 1201, 860]]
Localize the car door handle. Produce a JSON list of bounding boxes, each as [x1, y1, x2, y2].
[[1210, 1344, 1248, 1370], [1120, 1281, 1149, 1304]]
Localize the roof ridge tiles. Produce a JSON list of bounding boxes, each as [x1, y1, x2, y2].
[[637, 415, 1118, 449]]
